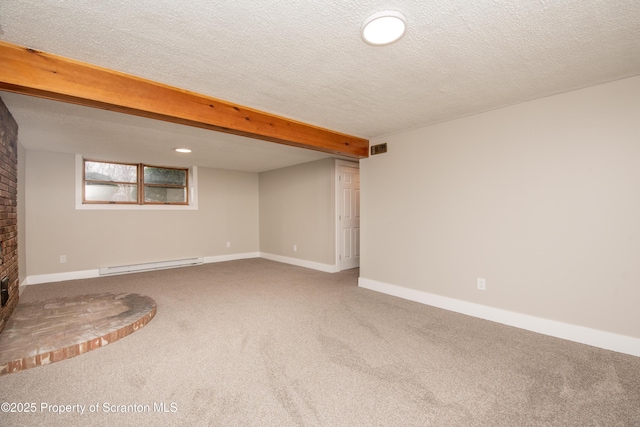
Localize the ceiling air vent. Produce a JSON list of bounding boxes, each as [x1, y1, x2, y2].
[[370, 143, 387, 155]]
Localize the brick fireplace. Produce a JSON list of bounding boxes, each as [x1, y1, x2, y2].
[[0, 96, 19, 334]]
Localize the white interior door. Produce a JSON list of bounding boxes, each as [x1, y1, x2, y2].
[[338, 164, 360, 270]]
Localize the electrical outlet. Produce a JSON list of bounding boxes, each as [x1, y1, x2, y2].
[[226, 242, 231, 248], [477, 278, 486, 291], [60, 255, 67, 263], [293, 245, 297, 252]]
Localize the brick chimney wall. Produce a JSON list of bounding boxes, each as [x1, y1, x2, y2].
[[0, 96, 19, 334]]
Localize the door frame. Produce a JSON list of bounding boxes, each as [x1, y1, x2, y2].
[[334, 159, 360, 270]]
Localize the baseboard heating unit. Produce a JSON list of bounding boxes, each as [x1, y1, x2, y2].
[[99, 257, 204, 276]]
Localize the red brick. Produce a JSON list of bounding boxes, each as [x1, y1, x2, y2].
[[0, 95, 18, 335]]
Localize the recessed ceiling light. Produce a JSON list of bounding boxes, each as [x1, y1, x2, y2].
[[175, 148, 192, 153], [362, 11, 407, 46]]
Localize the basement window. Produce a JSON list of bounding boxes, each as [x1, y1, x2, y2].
[[76, 155, 198, 210], [143, 165, 188, 204], [84, 160, 139, 203]]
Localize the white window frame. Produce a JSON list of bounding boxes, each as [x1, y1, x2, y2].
[[75, 154, 198, 210]]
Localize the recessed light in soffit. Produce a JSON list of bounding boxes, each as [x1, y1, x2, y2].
[[175, 148, 192, 153], [362, 11, 407, 46]]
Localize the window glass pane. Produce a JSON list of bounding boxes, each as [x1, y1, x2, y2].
[[85, 183, 138, 202], [85, 161, 137, 183], [144, 166, 186, 186], [144, 186, 187, 203]]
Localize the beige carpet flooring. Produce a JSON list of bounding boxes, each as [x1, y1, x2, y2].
[[0, 258, 638, 426]]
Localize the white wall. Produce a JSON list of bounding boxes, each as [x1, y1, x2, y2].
[[361, 76, 640, 342], [23, 151, 343, 279], [259, 158, 336, 268], [25, 151, 259, 277]]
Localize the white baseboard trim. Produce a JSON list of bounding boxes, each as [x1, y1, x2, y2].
[[358, 277, 640, 358], [260, 252, 339, 273], [27, 269, 100, 285], [203, 252, 260, 264], [24, 252, 263, 286]]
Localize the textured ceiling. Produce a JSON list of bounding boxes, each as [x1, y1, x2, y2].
[[1, 0, 639, 171]]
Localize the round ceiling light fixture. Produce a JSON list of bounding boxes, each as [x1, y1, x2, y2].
[[361, 11, 407, 46], [175, 148, 192, 153]]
